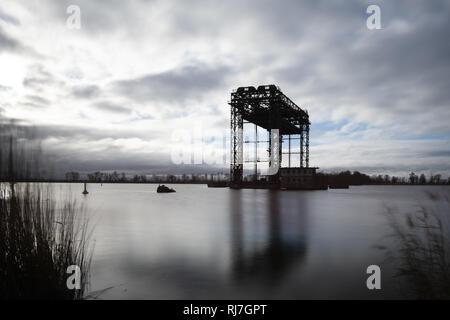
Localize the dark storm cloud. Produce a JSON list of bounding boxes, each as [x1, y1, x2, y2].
[[0, 115, 168, 175], [56, 156, 226, 174], [270, 0, 450, 138], [0, 113, 226, 175], [19, 122, 161, 141], [334, 14, 450, 107], [112, 63, 233, 104]]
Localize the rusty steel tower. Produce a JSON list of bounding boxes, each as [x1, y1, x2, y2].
[[229, 85, 310, 187]]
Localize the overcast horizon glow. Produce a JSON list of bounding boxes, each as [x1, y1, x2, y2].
[[0, 0, 449, 178]]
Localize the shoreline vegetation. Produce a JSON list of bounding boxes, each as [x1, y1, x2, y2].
[[381, 191, 450, 299], [0, 182, 93, 299], [0, 133, 94, 299]]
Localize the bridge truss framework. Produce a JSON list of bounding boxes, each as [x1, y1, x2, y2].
[[230, 85, 310, 187]]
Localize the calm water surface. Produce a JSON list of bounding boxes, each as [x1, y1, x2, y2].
[[53, 184, 449, 299]]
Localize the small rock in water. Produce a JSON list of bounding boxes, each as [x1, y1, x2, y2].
[[157, 185, 176, 193]]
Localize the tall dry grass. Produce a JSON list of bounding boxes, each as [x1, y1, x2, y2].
[[0, 183, 93, 299], [384, 190, 450, 299]]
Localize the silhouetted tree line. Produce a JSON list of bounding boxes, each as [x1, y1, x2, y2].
[[69, 172, 228, 183], [316, 170, 450, 186], [85, 171, 132, 183], [316, 171, 371, 186], [90, 172, 146, 183], [407, 172, 448, 185], [75, 170, 450, 185]]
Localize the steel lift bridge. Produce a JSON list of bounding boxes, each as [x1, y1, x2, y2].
[[229, 85, 310, 188]]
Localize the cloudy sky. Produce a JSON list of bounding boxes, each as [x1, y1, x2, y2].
[[0, 0, 449, 177]]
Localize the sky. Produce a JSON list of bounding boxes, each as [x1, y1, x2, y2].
[[0, 0, 449, 177]]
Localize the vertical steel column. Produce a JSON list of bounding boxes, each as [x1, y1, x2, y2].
[[268, 129, 271, 167], [279, 132, 283, 170], [254, 124, 258, 181], [305, 124, 310, 168], [300, 124, 304, 168], [288, 134, 291, 167], [230, 102, 243, 185]]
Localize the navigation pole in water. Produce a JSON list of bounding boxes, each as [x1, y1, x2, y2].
[[82, 182, 89, 195]]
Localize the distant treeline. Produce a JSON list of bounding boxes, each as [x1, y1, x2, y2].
[[58, 170, 450, 186], [65, 171, 227, 183], [317, 171, 450, 186], [3, 169, 450, 186]]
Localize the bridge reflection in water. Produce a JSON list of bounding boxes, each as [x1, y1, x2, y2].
[[229, 189, 308, 289], [67, 183, 405, 299], [87, 185, 313, 299]]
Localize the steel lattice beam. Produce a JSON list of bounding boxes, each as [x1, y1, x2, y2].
[[229, 85, 310, 186]]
